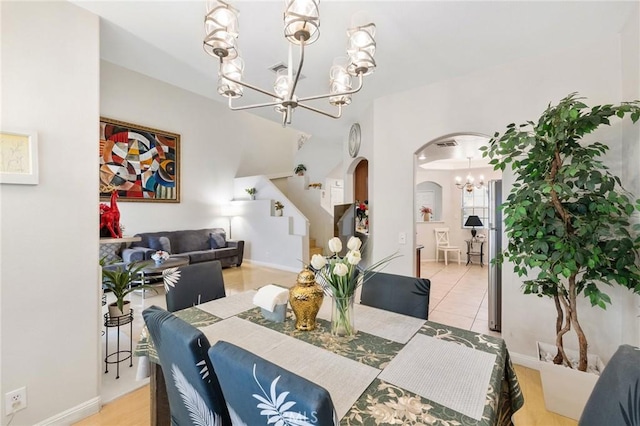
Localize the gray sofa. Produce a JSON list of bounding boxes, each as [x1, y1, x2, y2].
[[123, 228, 244, 268]]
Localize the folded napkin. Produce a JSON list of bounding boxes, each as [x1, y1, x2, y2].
[[253, 284, 289, 312]]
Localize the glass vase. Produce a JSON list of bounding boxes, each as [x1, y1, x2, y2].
[[331, 295, 356, 337]]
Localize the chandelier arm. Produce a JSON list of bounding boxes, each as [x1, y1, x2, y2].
[[288, 38, 306, 102], [297, 74, 364, 103], [297, 102, 343, 119], [227, 97, 285, 111], [219, 58, 282, 99]]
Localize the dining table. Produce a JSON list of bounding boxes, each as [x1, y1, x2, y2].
[[134, 290, 524, 425]]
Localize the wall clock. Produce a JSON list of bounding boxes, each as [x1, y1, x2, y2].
[[348, 123, 361, 158]]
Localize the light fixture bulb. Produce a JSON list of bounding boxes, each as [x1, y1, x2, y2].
[[217, 56, 244, 98], [329, 57, 352, 106], [204, 0, 240, 59], [284, 0, 320, 45], [347, 22, 377, 76]]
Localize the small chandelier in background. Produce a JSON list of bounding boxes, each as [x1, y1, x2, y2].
[[456, 157, 484, 192], [203, 0, 377, 127]]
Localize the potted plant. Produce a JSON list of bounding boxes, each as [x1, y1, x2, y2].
[[483, 92, 640, 418], [245, 187, 256, 200], [294, 164, 306, 176], [102, 262, 147, 318], [420, 206, 432, 221], [274, 201, 284, 216]]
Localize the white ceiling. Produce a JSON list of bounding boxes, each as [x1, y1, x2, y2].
[[71, 0, 636, 142]]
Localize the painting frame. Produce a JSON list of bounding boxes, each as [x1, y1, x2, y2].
[[0, 130, 39, 185], [100, 117, 180, 203]]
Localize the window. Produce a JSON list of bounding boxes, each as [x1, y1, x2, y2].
[[461, 187, 488, 228]]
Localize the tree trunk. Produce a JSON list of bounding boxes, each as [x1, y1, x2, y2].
[[568, 273, 588, 371], [556, 294, 573, 368], [553, 294, 565, 365]]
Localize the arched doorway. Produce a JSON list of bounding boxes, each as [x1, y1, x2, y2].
[[354, 159, 368, 203], [414, 133, 502, 336]]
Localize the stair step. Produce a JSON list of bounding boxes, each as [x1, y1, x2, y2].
[[309, 247, 323, 257]]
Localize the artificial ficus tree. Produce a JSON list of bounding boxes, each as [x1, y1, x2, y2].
[[482, 93, 640, 372]]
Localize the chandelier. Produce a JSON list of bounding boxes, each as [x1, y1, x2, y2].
[[455, 157, 484, 192], [203, 0, 377, 127]]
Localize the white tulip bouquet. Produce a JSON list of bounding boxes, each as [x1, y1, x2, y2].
[[310, 236, 399, 336]]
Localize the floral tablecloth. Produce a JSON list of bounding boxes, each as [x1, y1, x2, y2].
[[135, 298, 523, 426]]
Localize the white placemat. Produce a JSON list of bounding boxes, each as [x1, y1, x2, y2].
[[378, 333, 496, 420], [317, 300, 425, 343], [202, 317, 380, 419], [197, 290, 257, 318]]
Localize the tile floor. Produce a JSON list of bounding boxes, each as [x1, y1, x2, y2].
[[100, 260, 496, 403], [421, 260, 500, 338]]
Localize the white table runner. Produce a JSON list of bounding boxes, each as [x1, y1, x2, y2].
[[317, 300, 425, 343], [378, 333, 496, 420], [202, 317, 380, 419], [197, 290, 257, 319]]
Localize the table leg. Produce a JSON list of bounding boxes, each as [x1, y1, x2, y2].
[[150, 363, 171, 426]]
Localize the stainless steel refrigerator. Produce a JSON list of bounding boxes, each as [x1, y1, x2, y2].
[[488, 179, 502, 332]]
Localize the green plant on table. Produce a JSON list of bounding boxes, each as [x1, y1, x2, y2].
[[274, 201, 284, 211], [245, 187, 256, 196], [101, 262, 148, 313], [294, 164, 307, 175], [482, 92, 640, 371]]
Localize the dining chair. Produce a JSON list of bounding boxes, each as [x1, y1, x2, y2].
[[163, 260, 226, 312], [434, 227, 461, 265], [360, 270, 430, 319], [141, 305, 231, 426], [208, 341, 338, 425], [579, 344, 640, 426]]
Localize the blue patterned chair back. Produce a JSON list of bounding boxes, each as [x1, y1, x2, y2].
[[208, 341, 338, 425], [142, 305, 231, 426], [164, 260, 226, 312], [360, 271, 430, 319], [579, 344, 640, 426]]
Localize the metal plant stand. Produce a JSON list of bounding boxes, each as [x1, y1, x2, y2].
[[104, 310, 133, 379]]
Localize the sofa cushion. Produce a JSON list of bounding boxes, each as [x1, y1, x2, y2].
[[212, 247, 237, 260], [209, 230, 227, 249], [188, 250, 218, 264], [174, 230, 210, 253], [148, 236, 172, 253]]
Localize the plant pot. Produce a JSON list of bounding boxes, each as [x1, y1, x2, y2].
[[331, 295, 356, 337], [537, 341, 604, 420], [423, 213, 430, 222], [250, 195, 255, 200], [275, 209, 283, 217], [297, 172, 304, 176], [108, 300, 131, 318]]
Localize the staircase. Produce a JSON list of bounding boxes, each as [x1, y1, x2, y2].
[[309, 238, 323, 260]]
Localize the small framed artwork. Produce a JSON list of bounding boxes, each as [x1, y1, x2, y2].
[[0, 130, 39, 185], [100, 118, 180, 202]]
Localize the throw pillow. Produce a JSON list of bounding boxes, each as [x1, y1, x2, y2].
[[210, 231, 227, 249], [99, 243, 122, 264], [149, 236, 172, 254]]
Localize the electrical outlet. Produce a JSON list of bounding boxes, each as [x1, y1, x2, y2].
[[5, 387, 27, 415], [398, 232, 406, 245]]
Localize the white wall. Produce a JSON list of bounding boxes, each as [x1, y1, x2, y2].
[[1, 2, 101, 424], [368, 35, 637, 363], [101, 61, 298, 234], [620, 4, 640, 345]]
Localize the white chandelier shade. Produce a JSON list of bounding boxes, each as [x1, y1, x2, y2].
[[455, 157, 485, 192], [203, 0, 377, 127]]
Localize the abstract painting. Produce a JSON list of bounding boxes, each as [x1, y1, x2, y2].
[[100, 118, 180, 202]]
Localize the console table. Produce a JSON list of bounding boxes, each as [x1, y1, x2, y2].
[[465, 239, 485, 266]]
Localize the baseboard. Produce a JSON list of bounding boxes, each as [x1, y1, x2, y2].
[[510, 351, 541, 370], [243, 258, 301, 273], [35, 397, 100, 426]]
